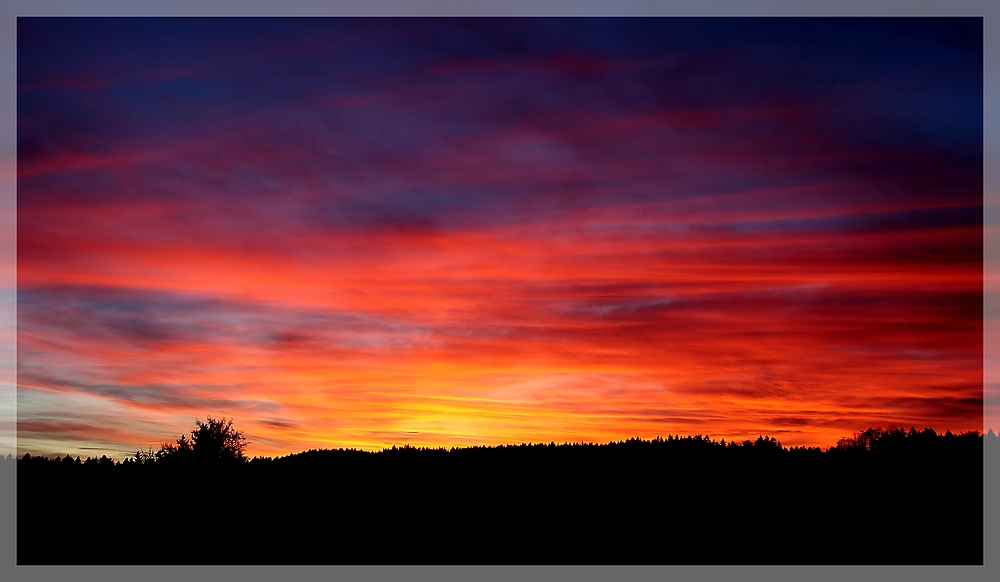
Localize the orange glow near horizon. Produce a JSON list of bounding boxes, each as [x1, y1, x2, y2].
[[16, 200, 983, 457]]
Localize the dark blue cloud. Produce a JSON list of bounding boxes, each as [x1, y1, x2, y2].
[[17, 18, 982, 245]]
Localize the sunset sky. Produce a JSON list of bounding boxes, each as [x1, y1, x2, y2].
[[16, 18, 984, 459]]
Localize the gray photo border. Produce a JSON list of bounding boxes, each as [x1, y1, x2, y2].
[[0, 2, 995, 582]]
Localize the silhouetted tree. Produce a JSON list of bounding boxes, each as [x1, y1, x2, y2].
[[157, 417, 248, 464], [157, 433, 193, 461], [132, 448, 156, 465]]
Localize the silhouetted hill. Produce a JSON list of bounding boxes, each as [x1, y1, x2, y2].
[[16, 427, 990, 565]]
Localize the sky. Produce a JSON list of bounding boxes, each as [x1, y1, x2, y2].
[[15, 17, 984, 459]]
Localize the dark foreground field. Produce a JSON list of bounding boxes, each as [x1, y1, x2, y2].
[[16, 428, 988, 565]]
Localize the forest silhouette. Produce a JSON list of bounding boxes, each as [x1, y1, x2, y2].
[[14, 421, 990, 565]]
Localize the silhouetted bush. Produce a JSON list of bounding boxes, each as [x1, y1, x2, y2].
[[156, 417, 248, 465]]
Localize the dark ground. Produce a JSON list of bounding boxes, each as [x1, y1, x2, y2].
[[14, 429, 988, 565]]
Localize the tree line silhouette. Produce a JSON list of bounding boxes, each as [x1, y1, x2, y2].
[[15, 420, 990, 565]]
